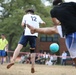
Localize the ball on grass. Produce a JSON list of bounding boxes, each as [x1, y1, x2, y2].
[[50, 43, 59, 53]]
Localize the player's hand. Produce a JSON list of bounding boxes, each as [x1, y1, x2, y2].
[[27, 24, 35, 34]]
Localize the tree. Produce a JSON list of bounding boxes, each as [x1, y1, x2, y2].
[[0, 0, 53, 51]]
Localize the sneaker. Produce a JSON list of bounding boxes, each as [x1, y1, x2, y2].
[[7, 63, 14, 69], [31, 68, 35, 73]]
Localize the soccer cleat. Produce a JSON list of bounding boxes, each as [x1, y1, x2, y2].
[[7, 63, 14, 69], [31, 68, 35, 73]]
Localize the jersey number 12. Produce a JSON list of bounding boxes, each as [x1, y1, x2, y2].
[[31, 16, 37, 22]]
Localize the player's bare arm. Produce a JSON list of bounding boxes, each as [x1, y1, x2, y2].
[[21, 23, 26, 28], [52, 18, 61, 25]]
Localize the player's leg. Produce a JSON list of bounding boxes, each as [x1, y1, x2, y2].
[[30, 49, 36, 73], [2, 50, 8, 64], [0, 56, 3, 64], [7, 44, 23, 69], [5, 51, 8, 63], [7, 35, 28, 69], [27, 24, 58, 35], [1, 50, 6, 64], [0, 50, 2, 64], [65, 32, 76, 67], [29, 36, 37, 73], [12, 44, 23, 62], [65, 59, 66, 65]]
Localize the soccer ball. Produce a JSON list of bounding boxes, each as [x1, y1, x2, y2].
[[49, 43, 59, 53]]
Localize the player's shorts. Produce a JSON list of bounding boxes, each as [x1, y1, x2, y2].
[[65, 32, 76, 58], [0, 50, 6, 57], [19, 35, 37, 48]]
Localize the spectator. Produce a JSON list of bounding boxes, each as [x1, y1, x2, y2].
[[51, 54, 57, 65], [35, 53, 44, 64], [61, 51, 67, 65], [45, 59, 52, 66], [19, 55, 26, 64], [26, 53, 31, 64], [0, 34, 8, 64], [45, 54, 53, 66], [43, 52, 49, 64]]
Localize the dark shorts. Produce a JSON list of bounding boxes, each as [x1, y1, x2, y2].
[[0, 50, 7, 57], [19, 35, 37, 48]]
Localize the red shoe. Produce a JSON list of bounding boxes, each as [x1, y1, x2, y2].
[[31, 68, 35, 73], [7, 63, 14, 69]]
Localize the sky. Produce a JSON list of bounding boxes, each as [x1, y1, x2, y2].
[[64, 0, 76, 2], [41, 0, 76, 6]]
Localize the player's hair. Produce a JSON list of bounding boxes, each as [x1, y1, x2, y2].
[[25, 9, 34, 14], [1, 33, 5, 36], [53, 0, 63, 6], [1, 33, 6, 37]]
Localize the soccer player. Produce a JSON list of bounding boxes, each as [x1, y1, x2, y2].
[[7, 9, 45, 73], [27, 0, 76, 66], [0, 34, 8, 64]]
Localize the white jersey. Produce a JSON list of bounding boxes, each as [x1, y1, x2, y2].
[[61, 52, 67, 59], [22, 14, 45, 37]]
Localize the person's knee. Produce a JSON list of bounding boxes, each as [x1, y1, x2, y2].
[[15, 44, 23, 51]]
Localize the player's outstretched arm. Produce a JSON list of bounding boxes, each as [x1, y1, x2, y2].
[[27, 24, 58, 35]]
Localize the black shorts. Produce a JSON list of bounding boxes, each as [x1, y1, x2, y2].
[[18, 35, 37, 48]]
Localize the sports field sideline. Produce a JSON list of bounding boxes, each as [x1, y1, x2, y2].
[[0, 63, 76, 75]]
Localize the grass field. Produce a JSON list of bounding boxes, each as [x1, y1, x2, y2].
[[0, 63, 76, 75]]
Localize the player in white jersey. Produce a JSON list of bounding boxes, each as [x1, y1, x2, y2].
[[7, 9, 45, 73]]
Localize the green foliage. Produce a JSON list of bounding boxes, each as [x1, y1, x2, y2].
[[0, 0, 53, 51]]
